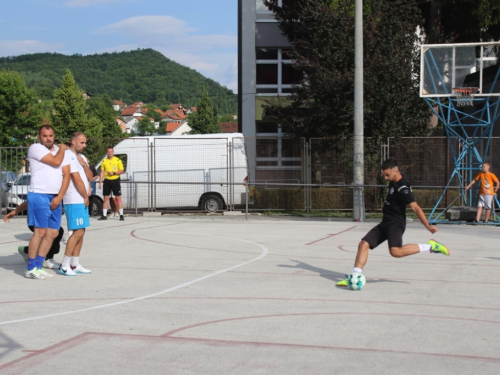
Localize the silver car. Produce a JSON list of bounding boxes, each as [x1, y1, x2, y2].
[[1, 171, 17, 207], [6, 173, 30, 212]]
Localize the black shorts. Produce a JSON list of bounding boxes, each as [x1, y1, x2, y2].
[[103, 179, 122, 197], [362, 221, 405, 249]]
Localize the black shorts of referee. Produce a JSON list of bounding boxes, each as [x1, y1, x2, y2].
[[103, 179, 121, 197]]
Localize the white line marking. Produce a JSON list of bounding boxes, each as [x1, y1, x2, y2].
[[0, 235, 268, 326]]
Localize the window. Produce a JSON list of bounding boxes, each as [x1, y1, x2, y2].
[[256, 48, 301, 94], [255, 122, 301, 169]]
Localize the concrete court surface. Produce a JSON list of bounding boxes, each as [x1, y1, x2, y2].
[[0, 213, 499, 375]]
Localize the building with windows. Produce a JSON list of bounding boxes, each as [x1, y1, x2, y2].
[[238, 0, 303, 182]]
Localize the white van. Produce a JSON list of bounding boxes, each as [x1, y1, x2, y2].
[[91, 133, 249, 214]]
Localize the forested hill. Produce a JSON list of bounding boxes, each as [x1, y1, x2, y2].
[[0, 49, 237, 114]]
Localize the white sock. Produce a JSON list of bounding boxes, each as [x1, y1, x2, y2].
[[418, 244, 431, 252], [119, 209, 123, 215], [62, 256, 71, 268], [353, 267, 363, 274], [71, 257, 79, 267], [103, 209, 108, 216]]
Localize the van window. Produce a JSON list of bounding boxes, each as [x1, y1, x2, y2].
[[116, 154, 127, 171]]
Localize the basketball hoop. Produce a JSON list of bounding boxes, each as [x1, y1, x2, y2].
[[452, 87, 479, 107]]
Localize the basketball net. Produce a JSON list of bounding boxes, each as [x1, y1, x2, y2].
[[452, 87, 479, 107]]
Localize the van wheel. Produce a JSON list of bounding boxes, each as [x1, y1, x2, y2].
[[90, 197, 103, 217], [203, 195, 223, 213]]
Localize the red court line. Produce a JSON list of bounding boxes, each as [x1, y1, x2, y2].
[[1, 325, 499, 371], [2, 296, 500, 311], [163, 311, 500, 338], [130, 229, 260, 255], [305, 225, 357, 245]]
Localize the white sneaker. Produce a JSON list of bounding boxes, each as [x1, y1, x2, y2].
[[37, 267, 54, 278], [25, 268, 45, 279], [71, 264, 92, 274], [43, 259, 60, 269], [58, 265, 77, 276]]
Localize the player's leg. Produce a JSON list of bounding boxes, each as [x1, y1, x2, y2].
[[476, 196, 484, 222], [336, 225, 384, 286], [70, 230, 91, 274], [389, 223, 449, 256], [113, 181, 124, 221], [483, 195, 493, 222], [25, 193, 52, 279], [59, 204, 83, 276]]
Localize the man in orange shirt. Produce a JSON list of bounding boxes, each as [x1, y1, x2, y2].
[[466, 161, 499, 223]]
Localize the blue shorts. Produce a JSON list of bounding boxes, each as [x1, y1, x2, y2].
[[65, 203, 90, 230], [27, 192, 62, 230]]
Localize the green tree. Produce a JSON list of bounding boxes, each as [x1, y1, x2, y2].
[[136, 116, 156, 136], [188, 89, 222, 134], [0, 70, 42, 146], [50, 69, 90, 139], [419, 0, 500, 43], [146, 108, 162, 123], [263, 0, 430, 140], [87, 94, 122, 138], [0, 49, 237, 115]]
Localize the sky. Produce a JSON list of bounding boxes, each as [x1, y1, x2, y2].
[[0, 0, 238, 92]]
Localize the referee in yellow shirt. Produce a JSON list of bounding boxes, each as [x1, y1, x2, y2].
[[98, 146, 125, 221]]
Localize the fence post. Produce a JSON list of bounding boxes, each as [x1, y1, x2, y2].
[[305, 142, 311, 212]]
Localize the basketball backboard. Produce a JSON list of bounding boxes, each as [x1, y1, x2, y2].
[[420, 42, 500, 97]]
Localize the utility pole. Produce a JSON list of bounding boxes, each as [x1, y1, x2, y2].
[[353, 0, 365, 222]]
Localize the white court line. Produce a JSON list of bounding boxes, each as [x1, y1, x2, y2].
[[0, 234, 269, 326]]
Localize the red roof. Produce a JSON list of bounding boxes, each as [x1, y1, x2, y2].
[[113, 100, 126, 105], [165, 123, 181, 132], [220, 122, 238, 133], [121, 105, 140, 116]]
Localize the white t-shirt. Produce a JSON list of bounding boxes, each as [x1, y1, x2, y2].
[[28, 144, 70, 194], [63, 150, 90, 204]]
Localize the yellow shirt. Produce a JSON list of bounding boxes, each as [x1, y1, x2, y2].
[[101, 156, 124, 180]]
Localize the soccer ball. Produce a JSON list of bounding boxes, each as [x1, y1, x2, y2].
[[348, 273, 366, 291]]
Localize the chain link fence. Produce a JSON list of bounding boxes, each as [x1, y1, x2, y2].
[[3, 136, 500, 216]]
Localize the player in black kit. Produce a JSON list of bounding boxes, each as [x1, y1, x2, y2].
[[337, 159, 449, 287]]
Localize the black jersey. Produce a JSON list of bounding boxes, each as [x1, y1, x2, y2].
[[382, 175, 415, 225]]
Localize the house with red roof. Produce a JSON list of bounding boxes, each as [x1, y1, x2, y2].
[[113, 100, 127, 112]]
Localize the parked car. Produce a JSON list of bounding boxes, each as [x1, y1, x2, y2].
[[6, 173, 30, 212], [1, 171, 17, 207]]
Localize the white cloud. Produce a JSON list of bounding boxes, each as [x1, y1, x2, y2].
[[65, 0, 135, 7], [0, 40, 66, 57], [96, 15, 238, 91], [98, 16, 196, 39]]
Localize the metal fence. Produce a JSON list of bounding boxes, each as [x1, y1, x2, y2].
[[2, 136, 500, 216]]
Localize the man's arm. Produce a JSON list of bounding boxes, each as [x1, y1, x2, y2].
[[3, 201, 28, 223], [40, 144, 69, 167], [71, 171, 90, 207], [77, 155, 94, 181], [50, 164, 71, 210], [465, 179, 476, 190], [99, 169, 105, 189], [409, 201, 438, 234]]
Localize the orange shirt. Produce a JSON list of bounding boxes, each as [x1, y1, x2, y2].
[[474, 171, 499, 195]]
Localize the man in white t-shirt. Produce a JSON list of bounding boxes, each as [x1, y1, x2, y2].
[[26, 125, 70, 280], [58, 132, 94, 276]]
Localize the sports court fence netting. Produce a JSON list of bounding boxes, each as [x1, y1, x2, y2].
[[2, 136, 499, 214]]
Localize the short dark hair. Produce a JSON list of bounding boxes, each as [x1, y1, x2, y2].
[[381, 159, 398, 170], [39, 125, 55, 135], [71, 132, 84, 140], [483, 161, 491, 167], [107, 146, 114, 150]]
